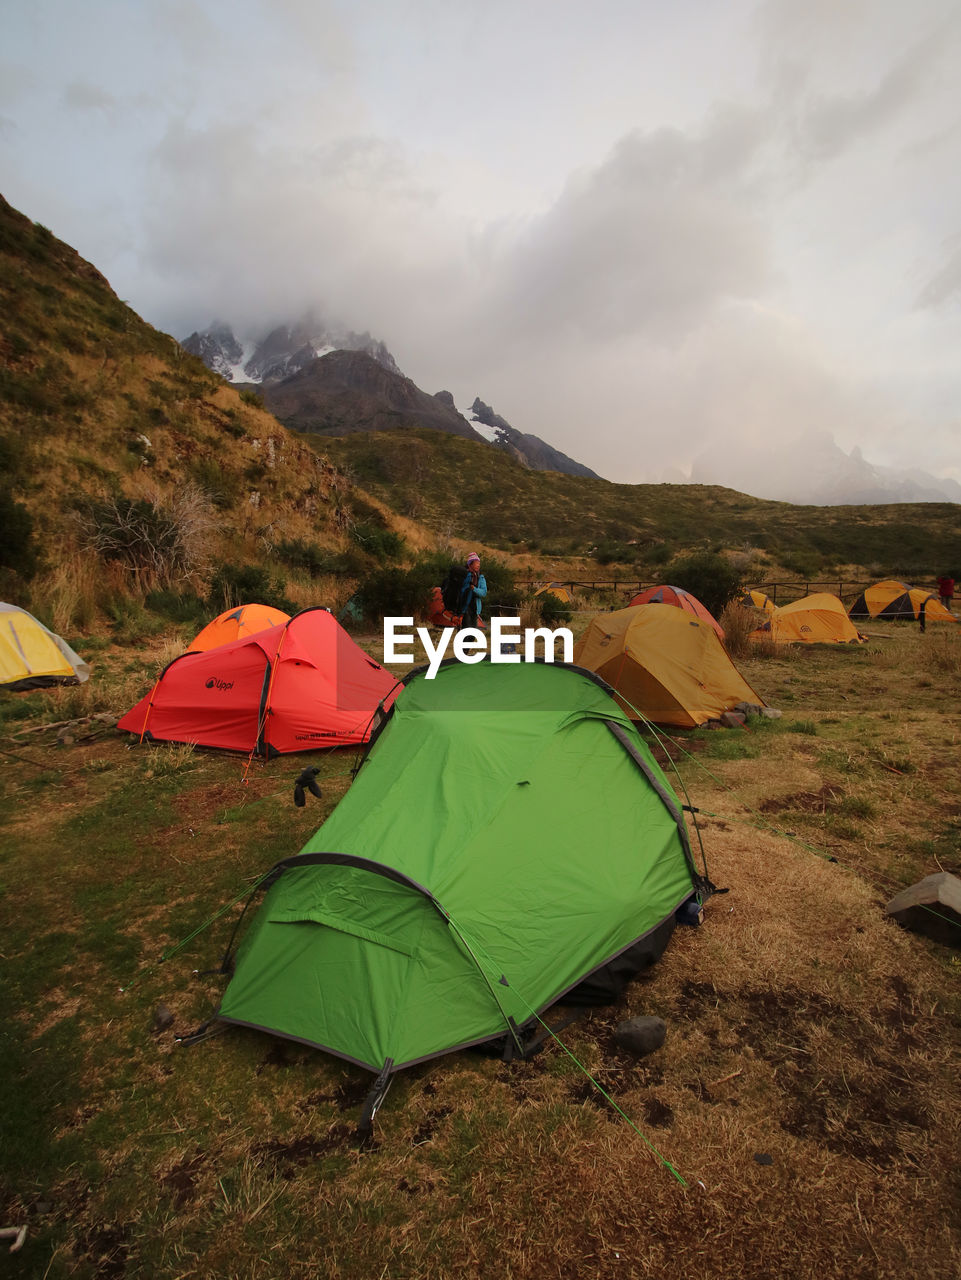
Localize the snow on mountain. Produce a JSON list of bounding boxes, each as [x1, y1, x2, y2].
[[181, 316, 398, 385], [457, 401, 502, 444], [183, 319, 600, 478]]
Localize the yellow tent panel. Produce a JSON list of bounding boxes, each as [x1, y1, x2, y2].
[[849, 579, 956, 623], [753, 593, 864, 645], [534, 582, 573, 605], [739, 589, 776, 614], [0, 603, 91, 688], [574, 604, 765, 728]]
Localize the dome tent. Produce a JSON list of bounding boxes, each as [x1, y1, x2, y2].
[[849, 580, 956, 623], [627, 585, 724, 640], [739, 589, 776, 614], [188, 603, 290, 651], [0, 603, 90, 690], [534, 582, 574, 605], [118, 607, 399, 755], [752, 594, 865, 645], [573, 605, 764, 728], [210, 660, 705, 1123]]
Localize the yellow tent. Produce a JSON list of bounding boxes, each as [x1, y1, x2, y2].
[[534, 582, 574, 605], [752, 593, 864, 645], [849, 579, 956, 623], [573, 604, 765, 728], [0, 603, 91, 689], [739, 589, 776, 614]]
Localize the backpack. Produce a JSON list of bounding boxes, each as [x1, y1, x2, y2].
[[440, 564, 471, 615]]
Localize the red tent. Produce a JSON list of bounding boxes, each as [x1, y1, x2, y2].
[[627, 585, 725, 640], [118, 608, 400, 755]]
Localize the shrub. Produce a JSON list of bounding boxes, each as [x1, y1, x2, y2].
[[640, 542, 672, 566], [0, 488, 38, 579], [145, 589, 208, 626], [207, 562, 296, 614], [275, 539, 333, 578], [350, 522, 406, 563], [536, 591, 573, 625], [355, 553, 451, 621], [479, 558, 520, 611], [593, 540, 631, 566], [75, 486, 214, 590], [354, 554, 518, 622], [666, 550, 743, 618], [189, 456, 242, 510], [780, 550, 824, 578]]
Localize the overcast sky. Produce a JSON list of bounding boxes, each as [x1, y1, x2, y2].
[[3, 0, 960, 495]]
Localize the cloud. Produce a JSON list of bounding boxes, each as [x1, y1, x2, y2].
[[137, 114, 471, 343], [62, 82, 117, 112], [478, 111, 772, 347], [7, 0, 952, 500], [795, 31, 950, 163], [916, 241, 961, 309]]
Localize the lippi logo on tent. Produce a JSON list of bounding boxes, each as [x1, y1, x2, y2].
[[205, 677, 234, 692]]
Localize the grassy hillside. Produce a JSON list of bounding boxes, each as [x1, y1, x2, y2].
[[320, 428, 961, 578], [0, 195, 361, 612]]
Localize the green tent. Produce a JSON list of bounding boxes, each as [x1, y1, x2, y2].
[[215, 660, 703, 1118]]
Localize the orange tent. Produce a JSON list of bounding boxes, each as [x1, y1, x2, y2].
[[574, 605, 764, 728], [119, 608, 399, 755], [752, 594, 864, 645], [189, 603, 290, 651], [627, 585, 724, 640]]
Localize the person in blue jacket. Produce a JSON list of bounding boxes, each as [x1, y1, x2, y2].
[[460, 552, 487, 629]]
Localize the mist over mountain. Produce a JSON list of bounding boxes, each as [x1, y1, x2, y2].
[[687, 432, 961, 506], [181, 314, 399, 385]]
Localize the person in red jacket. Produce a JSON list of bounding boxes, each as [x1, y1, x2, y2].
[[937, 573, 955, 610]]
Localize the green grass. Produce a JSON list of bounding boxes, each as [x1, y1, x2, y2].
[[320, 427, 961, 573]]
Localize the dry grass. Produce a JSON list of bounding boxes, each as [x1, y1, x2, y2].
[[919, 624, 961, 677], [718, 602, 757, 658], [1, 621, 960, 1278], [41, 554, 102, 635]]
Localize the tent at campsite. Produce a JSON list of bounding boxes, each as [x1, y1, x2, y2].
[[573, 604, 764, 728], [739, 589, 776, 614], [211, 660, 706, 1117], [534, 582, 574, 604], [627, 585, 724, 639], [118, 607, 399, 755], [0, 603, 91, 690], [752, 594, 865, 645], [849, 579, 956, 623], [188, 603, 290, 651]]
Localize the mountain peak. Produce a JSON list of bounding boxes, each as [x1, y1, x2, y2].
[[181, 315, 401, 385]]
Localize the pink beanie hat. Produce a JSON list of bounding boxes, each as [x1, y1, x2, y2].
[[466, 552, 480, 566]]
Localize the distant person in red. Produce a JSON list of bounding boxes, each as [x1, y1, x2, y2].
[[937, 573, 955, 610]]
